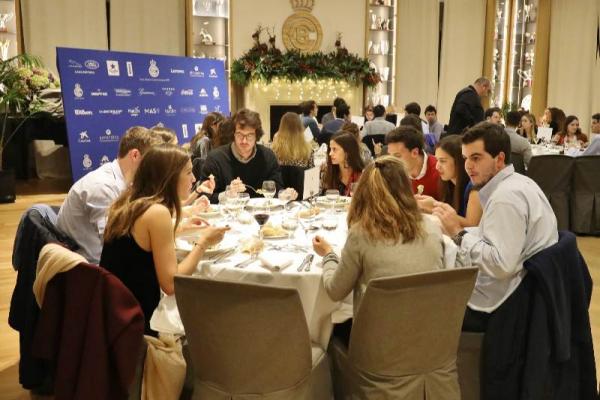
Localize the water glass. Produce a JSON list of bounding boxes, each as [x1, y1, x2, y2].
[[325, 189, 340, 211]]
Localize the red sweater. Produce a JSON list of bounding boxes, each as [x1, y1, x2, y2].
[[411, 154, 441, 200]]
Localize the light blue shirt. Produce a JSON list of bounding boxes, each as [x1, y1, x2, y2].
[[57, 159, 126, 263], [361, 117, 396, 139], [457, 165, 558, 312], [580, 134, 600, 156]]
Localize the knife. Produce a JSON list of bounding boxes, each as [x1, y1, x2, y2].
[[303, 254, 314, 272], [297, 254, 312, 272]]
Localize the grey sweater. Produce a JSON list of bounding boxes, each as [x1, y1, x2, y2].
[[322, 216, 445, 315]]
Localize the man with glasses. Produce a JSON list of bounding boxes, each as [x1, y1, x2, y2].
[[200, 108, 288, 203]]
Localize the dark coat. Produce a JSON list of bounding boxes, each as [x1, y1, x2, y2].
[[446, 85, 484, 135]]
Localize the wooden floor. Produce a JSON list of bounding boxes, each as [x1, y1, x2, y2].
[[0, 178, 599, 398]]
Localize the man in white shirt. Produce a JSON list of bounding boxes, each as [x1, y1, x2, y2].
[[504, 110, 532, 167], [57, 126, 164, 263], [432, 122, 558, 332]]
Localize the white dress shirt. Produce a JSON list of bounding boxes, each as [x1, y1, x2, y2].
[[456, 165, 558, 312], [57, 159, 126, 263]]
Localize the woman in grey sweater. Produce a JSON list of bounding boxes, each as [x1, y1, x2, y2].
[[313, 155, 446, 343]]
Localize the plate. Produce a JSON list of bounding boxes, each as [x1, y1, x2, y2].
[[246, 198, 285, 210], [198, 206, 221, 218], [175, 238, 236, 255], [316, 196, 351, 208], [261, 233, 289, 240]]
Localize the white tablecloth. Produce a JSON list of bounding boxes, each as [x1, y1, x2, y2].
[[151, 207, 458, 348]]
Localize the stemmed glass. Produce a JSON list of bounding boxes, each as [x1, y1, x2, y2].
[[325, 189, 340, 213], [253, 204, 270, 239], [262, 180, 276, 208], [282, 215, 299, 244], [278, 189, 293, 211]]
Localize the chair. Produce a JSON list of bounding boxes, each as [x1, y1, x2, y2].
[[361, 134, 386, 157], [280, 165, 305, 199], [510, 152, 526, 175], [329, 268, 478, 399], [192, 157, 204, 181], [527, 155, 574, 231], [457, 332, 484, 400], [174, 277, 332, 399], [570, 156, 600, 235]]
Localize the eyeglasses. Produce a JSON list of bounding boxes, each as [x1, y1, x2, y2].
[[234, 132, 256, 142]]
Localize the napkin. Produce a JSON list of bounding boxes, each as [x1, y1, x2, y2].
[[259, 250, 294, 271]]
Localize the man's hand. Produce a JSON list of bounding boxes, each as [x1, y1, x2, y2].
[[373, 140, 383, 157], [230, 177, 246, 193], [197, 176, 216, 194], [312, 235, 333, 256], [432, 201, 462, 237], [284, 187, 298, 201]]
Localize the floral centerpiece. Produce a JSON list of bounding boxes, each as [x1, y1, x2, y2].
[[231, 27, 380, 88]]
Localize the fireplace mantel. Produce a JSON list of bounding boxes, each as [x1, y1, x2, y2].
[[243, 79, 364, 141]]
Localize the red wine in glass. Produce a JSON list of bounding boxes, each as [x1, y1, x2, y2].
[[254, 213, 270, 226]]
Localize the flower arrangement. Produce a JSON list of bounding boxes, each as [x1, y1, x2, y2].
[[231, 27, 380, 88]]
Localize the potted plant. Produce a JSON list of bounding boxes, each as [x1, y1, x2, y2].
[[0, 54, 60, 203]]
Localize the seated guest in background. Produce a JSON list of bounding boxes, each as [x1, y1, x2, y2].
[[517, 112, 538, 144], [581, 113, 600, 156], [101, 144, 229, 335], [362, 104, 396, 139], [504, 111, 532, 167], [313, 155, 445, 344], [189, 112, 224, 160], [150, 124, 178, 145], [321, 132, 365, 196], [300, 100, 320, 140], [321, 97, 346, 125], [57, 126, 164, 263], [212, 117, 234, 148], [541, 107, 566, 134], [432, 122, 557, 332], [200, 109, 286, 202], [552, 115, 589, 146], [425, 105, 444, 144], [272, 112, 314, 168], [320, 103, 351, 145], [386, 126, 441, 199], [404, 102, 429, 134], [484, 107, 503, 125], [341, 121, 373, 164], [363, 104, 375, 122], [416, 135, 482, 227]]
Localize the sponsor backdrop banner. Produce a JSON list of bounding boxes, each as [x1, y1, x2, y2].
[[56, 47, 229, 181]]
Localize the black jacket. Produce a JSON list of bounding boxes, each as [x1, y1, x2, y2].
[[482, 231, 598, 400], [446, 85, 484, 135]]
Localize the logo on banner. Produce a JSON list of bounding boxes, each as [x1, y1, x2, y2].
[[99, 109, 123, 116], [180, 89, 193, 96], [182, 124, 189, 139], [73, 84, 84, 99], [199, 105, 208, 115], [82, 154, 93, 170], [209, 68, 218, 78], [189, 66, 204, 78], [85, 60, 99, 70], [199, 88, 208, 97], [164, 105, 177, 116], [148, 60, 160, 78], [126, 61, 134, 77], [194, 123, 202, 134], [100, 129, 119, 143], [100, 155, 110, 165], [128, 107, 141, 117], [180, 106, 196, 114], [68, 59, 82, 68], [74, 109, 93, 116], [106, 60, 120, 76], [115, 88, 132, 97], [138, 88, 156, 96], [170, 68, 184, 74], [144, 107, 160, 115], [161, 87, 175, 96], [212, 86, 220, 100], [214, 105, 222, 113], [78, 131, 90, 143], [91, 89, 108, 97]]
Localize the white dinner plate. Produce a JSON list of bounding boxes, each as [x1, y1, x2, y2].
[[315, 196, 351, 208], [246, 198, 285, 209]]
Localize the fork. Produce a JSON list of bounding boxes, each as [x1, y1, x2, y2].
[[234, 253, 258, 268], [207, 248, 235, 264]]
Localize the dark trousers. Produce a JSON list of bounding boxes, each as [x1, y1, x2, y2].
[[462, 307, 490, 333], [332, 319, 353, 348]]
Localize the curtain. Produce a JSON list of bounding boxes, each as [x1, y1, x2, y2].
[[110, 0, 185, 56], [394, 0, 440, 114], [436, 0, 487, 125], [20, 0, 108, 75], [547, 0, 599, 134]]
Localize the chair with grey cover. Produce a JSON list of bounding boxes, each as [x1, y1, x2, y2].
[[527, 155, 574, 231], [571, 155, 600, 234], [328, 268, 478, 400], [510, 152, 526, 175], [174, 276, 332, 400]]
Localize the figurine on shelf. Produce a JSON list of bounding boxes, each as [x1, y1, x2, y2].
[[517, 68, 532, 87], [199, 28, 214, 45], [376, 16, 382, 30], [380, 18, 388, 30], [215, 0, 225, 17], [1, 39, 10, 61], [371, 14, 377, 30], [0, 12, 14, 32]]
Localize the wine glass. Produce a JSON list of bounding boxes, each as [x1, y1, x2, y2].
[[253, 205, 270, 239], [262, 180, 276, 207], [325, 189, 340, 212], [282, 215, 299, 243]]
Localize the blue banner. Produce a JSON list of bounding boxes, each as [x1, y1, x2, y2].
[[56, 47, 229, 181]]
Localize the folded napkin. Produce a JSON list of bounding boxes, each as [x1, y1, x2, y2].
[[259, 250, 294, 271]]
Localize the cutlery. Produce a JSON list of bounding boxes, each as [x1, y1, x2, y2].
[[304, 254, 314, 272], [207, 248, 235, 264], [235, 253, 258, 268], [297, 254, 312, 272]]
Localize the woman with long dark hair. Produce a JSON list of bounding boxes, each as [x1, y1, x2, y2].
[[101, 144, 228, 334], [552, 115, 588, 146], [190, 112, 224, 160], [321, 131, 365, 196], [416, 136, 482, 227]]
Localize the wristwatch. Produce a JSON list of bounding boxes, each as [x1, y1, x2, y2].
[[452, 229, 468, 246]]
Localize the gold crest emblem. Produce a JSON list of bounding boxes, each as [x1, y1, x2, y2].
[[282, 0, 323, 53]]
